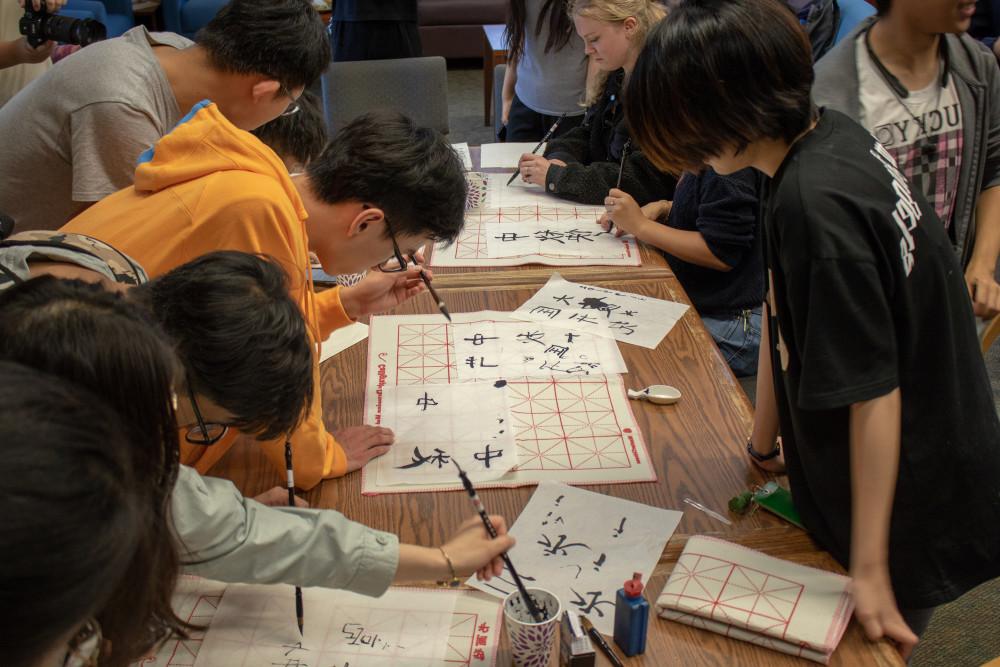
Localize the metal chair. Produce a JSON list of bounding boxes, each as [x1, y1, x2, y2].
[[319, 56, 449, 137]]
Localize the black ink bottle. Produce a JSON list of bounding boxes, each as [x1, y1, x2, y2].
[[612, 572, 649, 656]]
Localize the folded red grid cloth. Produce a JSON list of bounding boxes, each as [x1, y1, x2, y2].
[[656, 535, 854, 664]]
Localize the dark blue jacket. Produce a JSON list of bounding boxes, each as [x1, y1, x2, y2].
[[659, 168, 764, 317]]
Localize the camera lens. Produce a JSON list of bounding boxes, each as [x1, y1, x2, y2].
[[41, 15, 107, 47]]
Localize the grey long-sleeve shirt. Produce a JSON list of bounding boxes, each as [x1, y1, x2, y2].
[[171, 466, 399, 597]]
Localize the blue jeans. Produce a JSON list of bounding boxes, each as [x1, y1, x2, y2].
[[701, 307, 762, 378]]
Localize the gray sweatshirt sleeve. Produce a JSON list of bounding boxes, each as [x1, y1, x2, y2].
[[171, 466, 399, 597]]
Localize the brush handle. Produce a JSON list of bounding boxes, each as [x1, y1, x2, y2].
[[472, 494, 546, 623], [506, 114, 566, 187], [417, 266, 451, 321], [286, 441, 304, 635]]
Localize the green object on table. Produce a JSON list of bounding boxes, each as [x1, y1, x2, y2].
[[728, 482, 806, 530], [753, 481, 805, 530], [728, 491, 754, 514]]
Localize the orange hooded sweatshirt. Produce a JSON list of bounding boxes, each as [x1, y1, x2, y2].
[[63, 101, 350, 488]]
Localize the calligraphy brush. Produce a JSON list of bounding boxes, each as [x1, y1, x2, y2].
[[452, 459, 546, 623], [506, 113, 567, 186], [409, 255, 451, 322], [581, 616, 624, 667], [606, 139, 630, 234], [285, 441, 305, 636]]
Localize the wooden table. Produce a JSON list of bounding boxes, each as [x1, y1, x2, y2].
[[209, 277, 902, 666], [483, 24, 508, 126]]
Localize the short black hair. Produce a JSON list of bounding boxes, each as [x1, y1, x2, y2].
[[251, 90, 327, 169], [626, 0, 814, 174], [132, 251, 314, 441], [197, 0, 330, 92], [307, 111, 468, 243], [0, 362, 144, 667]]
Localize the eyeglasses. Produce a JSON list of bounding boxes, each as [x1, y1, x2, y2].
[[185, 385, 229, 446], [62, 618, 101, 667], [375, 216, 410, 273], [279, 87, 301, 117]]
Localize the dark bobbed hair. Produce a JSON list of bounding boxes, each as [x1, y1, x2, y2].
[[131, 251, 314, 441], [307, 111, 468, 244], [506, 0, 576, 65], [0, 277, 188, 667], [251, 90, 328, 169], [197, 0, 330, 92], [625, 0, 814, 174], [0, 362, 145, 667]]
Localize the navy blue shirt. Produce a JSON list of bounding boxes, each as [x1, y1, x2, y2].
[[660, 168, 764, 316]]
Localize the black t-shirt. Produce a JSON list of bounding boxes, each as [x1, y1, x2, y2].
[[661, 167, 764, 316], [764, 109, 1000, 609]]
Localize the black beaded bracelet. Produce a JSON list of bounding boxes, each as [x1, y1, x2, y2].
[[746, 437, 781, 462]]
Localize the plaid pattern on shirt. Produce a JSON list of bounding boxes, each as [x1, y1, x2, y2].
[[886, 128, 963, 230], [856, 36, 965, 231]]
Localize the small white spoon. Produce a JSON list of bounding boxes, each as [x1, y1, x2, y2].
[[627, 384, 682, 405]]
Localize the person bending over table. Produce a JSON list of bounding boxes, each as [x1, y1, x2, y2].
[[251, 90, 327, 176], [0, 281, 192, 667], [0, 0, 330, 231], [0, 361, 177, 667], [0, 277, 514, 667], [626, 0, 1000, 659], [601, 167, 765, 378], [516, 0, 675, 206], [63, 109, 467, 490]]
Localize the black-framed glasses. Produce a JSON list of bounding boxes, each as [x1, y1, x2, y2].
[[185, 385, 229, 446], [375, 216, 410, 273], [62, 618, 101, 667]]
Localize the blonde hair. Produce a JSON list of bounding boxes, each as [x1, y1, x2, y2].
[[569, 0, 666, 106]]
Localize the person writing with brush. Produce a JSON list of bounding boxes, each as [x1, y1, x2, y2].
[[516, 0, 675, 206], [600, 166, 765, 379]]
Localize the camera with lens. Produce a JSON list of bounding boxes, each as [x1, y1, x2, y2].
[[19, 1, 106, 48]]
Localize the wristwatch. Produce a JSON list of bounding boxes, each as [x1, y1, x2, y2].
[[746, 437, 781, 462]]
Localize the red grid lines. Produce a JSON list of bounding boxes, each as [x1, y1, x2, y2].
[[667, 553, 806, 639], [394, 324, 633, 472]]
